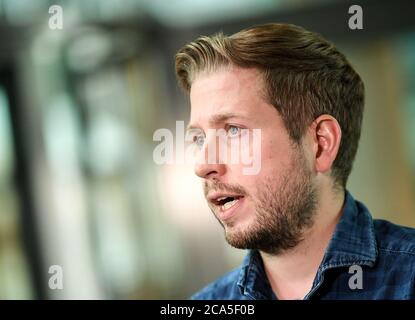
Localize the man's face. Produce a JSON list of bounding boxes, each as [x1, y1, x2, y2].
[[188, 66, 318, 255]]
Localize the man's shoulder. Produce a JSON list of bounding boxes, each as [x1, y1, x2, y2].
[[373, 218, 415, 256], [190, 267, 244, 300]]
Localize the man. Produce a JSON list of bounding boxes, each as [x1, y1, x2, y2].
[[174, 23, 415, 299]]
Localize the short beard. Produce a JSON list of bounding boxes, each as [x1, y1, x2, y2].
[[223, 147, 318, 255]]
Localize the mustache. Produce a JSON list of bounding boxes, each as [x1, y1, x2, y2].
[[203, 180, 248, 198]]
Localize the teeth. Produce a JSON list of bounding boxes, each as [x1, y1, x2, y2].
[[221, 199, 238, 211], [217, 196, 227, 201]]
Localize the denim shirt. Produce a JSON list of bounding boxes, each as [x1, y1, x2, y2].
[[191, 191, 415, 300]]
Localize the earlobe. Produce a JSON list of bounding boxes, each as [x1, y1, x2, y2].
[[313, 115, 342, 174]]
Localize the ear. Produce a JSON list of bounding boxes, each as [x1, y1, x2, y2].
[[309, 115, 342, 174]]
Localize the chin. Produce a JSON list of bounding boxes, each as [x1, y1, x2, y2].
[[224, 218, 252, 239]]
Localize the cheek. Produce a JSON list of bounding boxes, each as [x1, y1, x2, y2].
[[223, 130, 263, 175], [226, 130, 294, 180], [261, 131, 294, 166], [225, 165, 258, 192], [259, 140, 283, 173]]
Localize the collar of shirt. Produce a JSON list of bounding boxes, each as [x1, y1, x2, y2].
[[236, 190, 378, 300]]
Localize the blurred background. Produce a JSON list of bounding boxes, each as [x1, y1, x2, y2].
[[0, 0, 414, 299]]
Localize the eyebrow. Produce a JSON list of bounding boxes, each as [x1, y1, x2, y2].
[[186, 112, 246, 131]]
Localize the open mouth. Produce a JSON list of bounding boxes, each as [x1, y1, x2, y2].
[[210, 195, 244, 212]]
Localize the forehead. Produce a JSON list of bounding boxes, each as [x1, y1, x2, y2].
[[189, 67, 266, 120]]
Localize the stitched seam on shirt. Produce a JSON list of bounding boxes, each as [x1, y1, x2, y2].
[[378, 247, 415, 256], [321, 259, 373, 271]]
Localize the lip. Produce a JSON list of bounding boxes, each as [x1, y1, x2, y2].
[[207, 193, 245, 221], [217, 196, 244, 221], [207, 192, 244, 203]]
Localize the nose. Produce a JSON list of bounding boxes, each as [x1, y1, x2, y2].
[[194, 136, 226, 179]]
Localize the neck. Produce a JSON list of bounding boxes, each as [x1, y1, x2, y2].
[[260, 187, 345, 300]]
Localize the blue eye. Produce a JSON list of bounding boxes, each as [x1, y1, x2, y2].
[[194, 135, 205, 147], [228, 126, 240, 137]]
